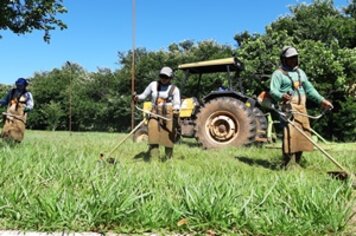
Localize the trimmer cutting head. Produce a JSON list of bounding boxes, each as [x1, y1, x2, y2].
[[327, 171, 356, 188], [98, 153, 117, 165]]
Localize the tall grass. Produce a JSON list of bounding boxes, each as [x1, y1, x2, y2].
[[0, 130, 355, 235]]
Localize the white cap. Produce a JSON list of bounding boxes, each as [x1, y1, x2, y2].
[[281, 46, 298, 58], [159, 67, 173, 78]]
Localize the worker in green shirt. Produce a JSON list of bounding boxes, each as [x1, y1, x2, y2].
[[270, 46, 333, 168]]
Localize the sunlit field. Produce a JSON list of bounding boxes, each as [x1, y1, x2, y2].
[[0, 130, 355, 235]]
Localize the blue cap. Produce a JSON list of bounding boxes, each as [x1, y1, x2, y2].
[[15, 78, 28, 86]]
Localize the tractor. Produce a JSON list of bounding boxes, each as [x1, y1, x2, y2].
[[133, 57, 268, 149]]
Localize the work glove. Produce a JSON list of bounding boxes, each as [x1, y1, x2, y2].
[[321, 99, 333, 110], [132, 93, 138, 104], [282, 91, 293, 102], [173, 109, 180, 118]]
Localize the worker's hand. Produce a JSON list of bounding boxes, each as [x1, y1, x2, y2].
[[132, 94, 138, 104], [24, 107, 31, 112], [321, 99, 333, 110], [173, 109, 180, 118], [282, 93, 292, 102]]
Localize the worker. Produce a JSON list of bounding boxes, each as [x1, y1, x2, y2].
[[0, 78, 34, 142], [133, 66, 181, 161], [269, 46, 333, 168]]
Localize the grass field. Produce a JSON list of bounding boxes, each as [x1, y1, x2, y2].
[[0, 130, 355, 235]]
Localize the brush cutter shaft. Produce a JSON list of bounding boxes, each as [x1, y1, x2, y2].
[[105, 120, 145, 157], [287, 118, 351, 175], [135, 105, 171, 121], [2, 112, 25, 122], [273, 105, 353, 177]]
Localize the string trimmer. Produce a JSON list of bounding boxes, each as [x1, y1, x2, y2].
[[99, 120, 145, 163], [135, 105, 171, 121], [272, 104, 355, 188], [99, 106, 171, 163]]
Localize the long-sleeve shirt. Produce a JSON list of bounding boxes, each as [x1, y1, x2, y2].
[[270, 68, 324, 104], [0, 89, 34, 111], [137, 81, 181, 110]]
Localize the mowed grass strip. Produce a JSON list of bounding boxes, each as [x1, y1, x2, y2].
[[0, 130, 355, 235]]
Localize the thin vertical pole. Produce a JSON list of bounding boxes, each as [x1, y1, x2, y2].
[[131, 0, 136, 129], [69, 72, 72, 135], [67, 61, 72, 135]]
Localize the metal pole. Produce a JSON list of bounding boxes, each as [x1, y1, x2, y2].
[[66, 61, 72, 135], [131, 0, 136, 130]]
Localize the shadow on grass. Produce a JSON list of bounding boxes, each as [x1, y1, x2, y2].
[[235, 156, 281, 171], [176, 138, 200, 148], [0, 138, 21, 148], [133, 151, 151, 162]]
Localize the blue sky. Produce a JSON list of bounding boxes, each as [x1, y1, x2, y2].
[[0, 0, 349, 85]]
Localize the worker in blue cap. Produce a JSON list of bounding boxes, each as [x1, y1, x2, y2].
[[0, 78, 34, 142], [0, 78, 34, 111]]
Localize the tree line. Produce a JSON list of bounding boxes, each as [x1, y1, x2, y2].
[[1, 0, 355, 141]]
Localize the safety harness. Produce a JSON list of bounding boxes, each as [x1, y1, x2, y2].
[[9, 88, 27, 112], [279, 68, 303, 105], [154, 82, 176, 105], [153, 82, 176, 129]]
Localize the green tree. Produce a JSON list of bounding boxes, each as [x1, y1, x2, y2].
[[344, 0, 356, 18], [269, 0, 356, 48], [28, 63, 88, 130], [234, 0, 355, 141], [0, 0, 67, 42], [40, 101, 65, 131]]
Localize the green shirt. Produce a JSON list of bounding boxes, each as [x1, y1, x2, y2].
[[269, 68, 324, 104]]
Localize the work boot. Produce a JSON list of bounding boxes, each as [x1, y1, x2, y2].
[[295, 152, 303, 163], [147, 144, 159, 161], [295, 152, 307, 167], [163, 147, 173, 161], [282, 153, 298, 170]]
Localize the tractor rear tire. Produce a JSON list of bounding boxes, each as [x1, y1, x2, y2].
[[194, 97, 256, 149], [133, 125, 148, 143], [253, 107, 268, 143]]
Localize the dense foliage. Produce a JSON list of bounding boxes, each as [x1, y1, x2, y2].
[[0, 0, 67, 42], [0, 0, 355, 141]]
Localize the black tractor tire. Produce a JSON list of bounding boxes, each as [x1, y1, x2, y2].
[[253, 107, 268, 142], [133, 125, 148, 143], [194, 97, 257, 149]]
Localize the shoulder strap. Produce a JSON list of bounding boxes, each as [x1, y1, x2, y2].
[[154, 81, 160, 105], [168, 84, 176, 98], [278, 67, 302, 89], [10, 88, 16, 100], [279, 67, 302, 105]]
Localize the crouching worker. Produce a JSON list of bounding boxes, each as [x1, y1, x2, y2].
[[0, 78, 34, 143], [133, 66, 181, 161], [270, 46, 333, 169]]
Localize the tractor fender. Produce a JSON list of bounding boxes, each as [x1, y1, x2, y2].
[[203, 91, 256, 109]]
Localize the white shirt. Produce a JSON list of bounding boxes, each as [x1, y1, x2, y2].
[[137, 81, 181, 110]]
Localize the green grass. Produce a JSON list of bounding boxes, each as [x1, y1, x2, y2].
[[0, 130, 355, 235]]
